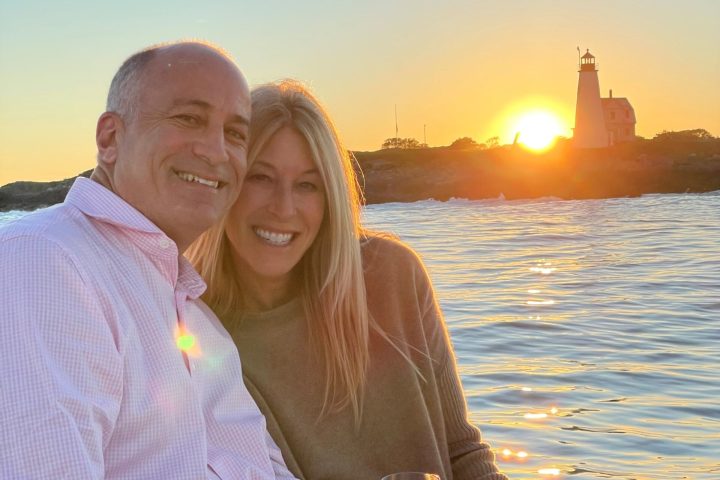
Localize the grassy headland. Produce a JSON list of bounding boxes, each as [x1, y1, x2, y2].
[[355, 134, 720, 204], [1, 132, 719, 212]]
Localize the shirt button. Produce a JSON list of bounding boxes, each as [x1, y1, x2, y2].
[[158, 238, 172, 249]]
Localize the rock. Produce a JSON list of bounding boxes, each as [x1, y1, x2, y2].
[[0, 170, 92, 211], [355, 141, 720, 204]]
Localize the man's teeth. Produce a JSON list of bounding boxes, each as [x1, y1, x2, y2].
[[254, 228, 293, 246], [177, 171, 219, 189]]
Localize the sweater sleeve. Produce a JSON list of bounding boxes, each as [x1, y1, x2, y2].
[[418, 262, 509, 480]]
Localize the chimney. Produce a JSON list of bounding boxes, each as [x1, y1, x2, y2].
[[609, 89, 613, 98]]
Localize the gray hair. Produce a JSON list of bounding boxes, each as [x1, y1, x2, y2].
[[105, 40, 235, 120], [105, 47, 159, 120]]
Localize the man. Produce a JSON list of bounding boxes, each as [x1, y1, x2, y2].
[[0, 41, 296, 479]]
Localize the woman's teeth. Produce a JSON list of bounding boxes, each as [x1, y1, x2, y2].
[[177, 171, 220, 189], [254, 228, 293, 246]]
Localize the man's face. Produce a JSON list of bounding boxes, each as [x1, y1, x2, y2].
[[107, 46, 250, 250]]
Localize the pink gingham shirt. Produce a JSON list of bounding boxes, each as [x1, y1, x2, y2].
[[0, 178, 297, 479]]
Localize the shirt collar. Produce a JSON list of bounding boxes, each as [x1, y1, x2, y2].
[[65, 177, 207, 298], [65, 177, 164, 235]]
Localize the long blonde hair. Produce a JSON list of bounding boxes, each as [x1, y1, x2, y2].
[[187, 80, 370, 421]]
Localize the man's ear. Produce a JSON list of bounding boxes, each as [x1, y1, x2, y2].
[[96, 112, 123, 166]]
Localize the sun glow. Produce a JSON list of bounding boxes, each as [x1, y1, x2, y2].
[[512, 110, 566, 151], [490, 98, 571, 152]]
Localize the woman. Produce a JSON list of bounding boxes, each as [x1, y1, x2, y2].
[[187, 81, 506, 480]]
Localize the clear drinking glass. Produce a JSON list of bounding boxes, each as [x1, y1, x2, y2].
[[381, 473, 441, 480]]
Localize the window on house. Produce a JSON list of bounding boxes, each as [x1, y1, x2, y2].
[[610, 112, 616, 120], [625, 111, 630, 118]]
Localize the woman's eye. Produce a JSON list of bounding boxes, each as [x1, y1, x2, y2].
[[248, 173, 272, 183], [298, 181, 319, 192]]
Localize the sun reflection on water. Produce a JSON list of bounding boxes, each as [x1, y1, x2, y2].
[[524, 412, 548, 419], [527, 299, 556, 305], [500, 447, 530, 462], [538, 468, 561, 476], [529, 261, 557, 275]]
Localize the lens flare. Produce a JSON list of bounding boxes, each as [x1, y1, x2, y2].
[[174, 325, 202, 358], [177, 334, 195, 351]]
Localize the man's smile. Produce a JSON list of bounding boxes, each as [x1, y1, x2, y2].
[[175, 170, 223, 189]]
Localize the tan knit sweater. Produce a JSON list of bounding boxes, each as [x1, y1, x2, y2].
[[226, 235, 507, 480]]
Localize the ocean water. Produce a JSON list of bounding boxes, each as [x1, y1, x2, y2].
[[2, 192, 719, 479], [361, 193, 720, 480]]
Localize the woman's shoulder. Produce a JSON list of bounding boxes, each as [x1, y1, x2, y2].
[[360, 231, 426, 275]]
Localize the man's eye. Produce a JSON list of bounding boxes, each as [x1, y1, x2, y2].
[[226, 129, 246, 144], [175, 114, 199, 125]]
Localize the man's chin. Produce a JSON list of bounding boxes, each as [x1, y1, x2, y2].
[[187, 208, 228, 233]]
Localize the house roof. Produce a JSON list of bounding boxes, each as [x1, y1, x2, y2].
[[601, 97, 636, 123]]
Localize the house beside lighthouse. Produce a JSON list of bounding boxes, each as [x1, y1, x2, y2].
[[602, 89, 636, 144], [573, 49, 636, 148]]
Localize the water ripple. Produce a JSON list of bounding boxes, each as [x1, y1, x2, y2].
[[363, 192, 720, 479]]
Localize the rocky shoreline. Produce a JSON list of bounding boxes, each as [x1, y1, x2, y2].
[[2, 140, 719, 212], [355, 140, 720, 204]]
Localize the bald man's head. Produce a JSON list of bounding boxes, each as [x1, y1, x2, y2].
[[106, 41, 246, 123], [93, 41, 251, 251]]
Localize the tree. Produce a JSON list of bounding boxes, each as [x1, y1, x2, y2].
[[653, 129, 716, 142], [381, 137, 422, 149], [485, 136, 500, 149], [449, 137, 485, 150]]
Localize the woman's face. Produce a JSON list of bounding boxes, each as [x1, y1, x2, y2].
[[225, 126, 326, 291]]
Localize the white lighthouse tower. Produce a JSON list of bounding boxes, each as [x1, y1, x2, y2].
[[574, 49, 609, 148]]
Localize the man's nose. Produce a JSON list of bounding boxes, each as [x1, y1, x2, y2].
[[192, 125, 230, 165]]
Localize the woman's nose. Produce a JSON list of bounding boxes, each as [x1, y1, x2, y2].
[[268, 185, 296, 219]]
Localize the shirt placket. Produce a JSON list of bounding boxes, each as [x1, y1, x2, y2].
[[175, 289, 196, 376]]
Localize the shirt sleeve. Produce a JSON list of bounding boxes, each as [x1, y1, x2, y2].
[[0, 235, 123, 479], [416, 261, 509, 480], [265, 429, 300, 479]]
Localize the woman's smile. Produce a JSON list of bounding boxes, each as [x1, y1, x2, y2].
[[253, 227, 296, 247]]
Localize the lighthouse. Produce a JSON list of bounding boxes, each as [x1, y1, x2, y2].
[[574, 49, 609, 148]]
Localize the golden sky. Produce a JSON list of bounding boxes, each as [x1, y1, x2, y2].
[[1, 0, 719, 186]]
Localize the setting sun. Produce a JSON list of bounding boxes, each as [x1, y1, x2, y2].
[[512, 110, 566, 151]]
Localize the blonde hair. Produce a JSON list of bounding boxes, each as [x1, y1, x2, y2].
[[187, 80, 371, 421]]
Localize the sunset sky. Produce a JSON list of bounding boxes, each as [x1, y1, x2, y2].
[[1, 0, 718, 186]]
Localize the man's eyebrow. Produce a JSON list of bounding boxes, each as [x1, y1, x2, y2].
[[172, 98, 211, 109], [171, 98, 249, 127]]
